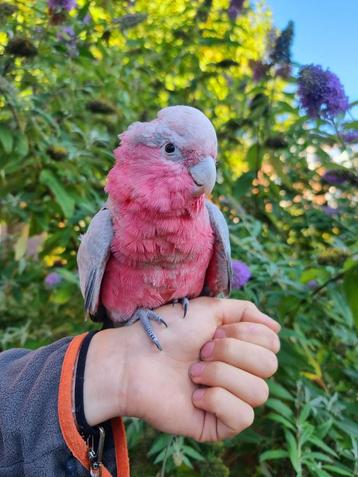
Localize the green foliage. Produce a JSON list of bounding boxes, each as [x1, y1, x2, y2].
[[1, 1, 357, 476]]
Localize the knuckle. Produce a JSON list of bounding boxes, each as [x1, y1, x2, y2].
[[206, 387, 222, 409], [226, 337, 237, 356], [202, 362, 221, 384], [243, 301, 258, 314], [237, 321, 253, 337]]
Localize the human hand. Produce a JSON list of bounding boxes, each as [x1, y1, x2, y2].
[[84, 297, 280, 442]]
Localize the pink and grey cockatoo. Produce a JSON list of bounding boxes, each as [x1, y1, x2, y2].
[[77, 105, 232, 350]]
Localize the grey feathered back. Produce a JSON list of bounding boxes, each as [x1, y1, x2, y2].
[[77, 206, 113, 315], [204, 200, 232, 297]]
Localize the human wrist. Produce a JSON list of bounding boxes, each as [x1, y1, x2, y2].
[[83, 328, 129, 426]]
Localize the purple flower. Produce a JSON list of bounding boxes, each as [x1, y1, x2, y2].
[[44, 272, 62, 288], [270, 21, 294, 64], [341, 130, 358, 143], [307, 280, 318, 290], [82, 13, 91, 25], [275, 63, 292, 79], [322, 205, 339, 216], [57, 26, 78, 56], [48, 0, 76, 11], [321, 169, 350, 186], [232, 260, 251, 289], [57, 25, 76, 40], [297, 65, 349, 119], [249, 60, 270, 82], [228, 0, 245, 20]]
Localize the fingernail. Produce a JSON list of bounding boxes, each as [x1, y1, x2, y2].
[[190, 362, 205, 377], [201, 341, 215, 359], [214, 328, 226, 339], [193, 388, 205, 401]]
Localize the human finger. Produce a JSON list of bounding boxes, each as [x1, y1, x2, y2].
[[192, 386, 254, 441], [212, 299, 280, 333], [190, 361, 269, 408], [213, 322, 280, 353], [200, 338, 278, 379]]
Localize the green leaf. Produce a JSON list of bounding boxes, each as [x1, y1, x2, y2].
[[57, 269, 79, 285], [269, 154, 292, 187], [233, 171, 255, 198], [181, 455, 193, 468], [334, 418, 358, 438], [284, 429, 301, 473], [304, 452, 332, 463], [266, 398, 294, 418], [15, 133, 29, 158], [267, 412, 296, 431], [148, 435, 172, 456], [300, 423, 314, 446], [342, 120, 358, 130], [316, 419, 333, 439], [312, 468, 333, 477], [0, 124, 13, 153], [247, 143, 264, 171], [300, 268, 329, 284], [182, 446, 204, 461], [275, 101, 297, 114], [39, 169, 75, 219], [343, 264, 358, 327], [259, 449, 289, 462], [153, 448, 168, 464], [309, 436, 337, 457], [298, 403, 311, 423], [323, 464, 354, 476], [14, 223, 30, 261], [50, 284, 74, 305], [268, 380, 294, 401]]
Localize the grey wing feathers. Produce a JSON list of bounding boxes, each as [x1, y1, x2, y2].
[[204, 200, 232, 297], [77, 206, 113, 315]]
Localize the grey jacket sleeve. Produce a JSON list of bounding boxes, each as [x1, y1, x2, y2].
[[0, 337, 117, 477]]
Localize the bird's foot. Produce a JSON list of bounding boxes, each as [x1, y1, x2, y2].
[[171, 297, 190, 318], [126, 308, 168, 351]]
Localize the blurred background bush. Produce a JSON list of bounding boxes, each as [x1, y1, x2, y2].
[[0, 1, 357, 476]]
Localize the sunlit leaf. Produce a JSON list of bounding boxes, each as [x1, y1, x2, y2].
[[0, 124, 13, 153], [39, 169, 75, 219], [343, 263, 358, 327]]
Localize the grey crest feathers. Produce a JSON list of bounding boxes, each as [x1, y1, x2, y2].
[[77, 206, 113, 315], [119, 106, 218, 158]]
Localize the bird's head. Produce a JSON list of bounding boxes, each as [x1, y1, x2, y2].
[[107, 106, 218, 213]]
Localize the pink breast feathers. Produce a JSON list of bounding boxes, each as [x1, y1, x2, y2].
[[100, 202, 214, 322]]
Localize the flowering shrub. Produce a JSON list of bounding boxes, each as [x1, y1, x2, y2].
[[0, 1, 357, 476], [298, 64, 349, 119]]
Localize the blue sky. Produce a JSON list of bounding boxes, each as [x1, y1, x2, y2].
[[266, 0, 358, 102]]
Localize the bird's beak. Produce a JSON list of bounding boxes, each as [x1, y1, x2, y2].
[[189, 156, 217, 196]]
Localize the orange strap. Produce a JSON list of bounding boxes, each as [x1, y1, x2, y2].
[[58, 333, 130, 476]]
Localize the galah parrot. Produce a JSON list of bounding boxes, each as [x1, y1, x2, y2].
[[77, 105, 232, 350]]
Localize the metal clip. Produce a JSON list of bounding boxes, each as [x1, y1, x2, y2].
[[87, 426, 106, 477]]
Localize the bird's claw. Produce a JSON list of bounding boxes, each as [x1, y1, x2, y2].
[[181, 297, 189, 318], [126, 308, 167, 350], [172, 297, 190, 318]]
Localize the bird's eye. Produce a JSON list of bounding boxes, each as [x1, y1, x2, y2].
[[165, 143, 176, 154]]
